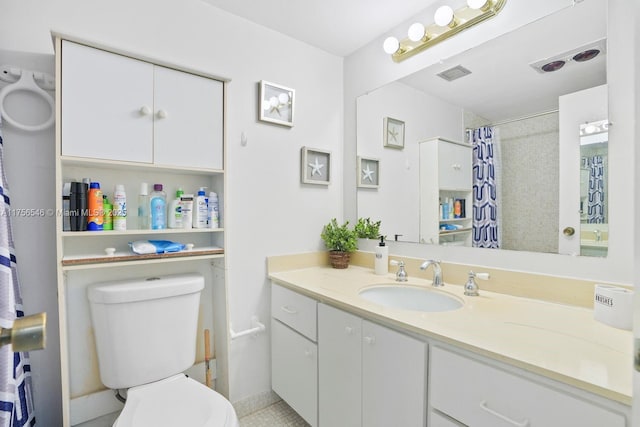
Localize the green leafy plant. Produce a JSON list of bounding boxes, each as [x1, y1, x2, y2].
[[354, 217, 382, 239], [321, 218, 358, 253]]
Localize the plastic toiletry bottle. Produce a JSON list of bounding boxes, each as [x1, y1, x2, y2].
[[207, 191, 219, 229], [168, 188, 184, 229], [150, 184, 167, 230], [113, 184, 127, 231], [374, 236, 389, 275], [193, 187, 208, 228], [69, 182, 88, 231], [180, 193, 194, 229], [102, 196, 113, 231], [138, 183, 150, 230], [87, 182, 104, 231]]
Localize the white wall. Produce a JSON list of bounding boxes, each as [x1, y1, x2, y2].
[[345, 0, 636, 285], [356, 82, 462, 243], [1, 0, 343, 421]]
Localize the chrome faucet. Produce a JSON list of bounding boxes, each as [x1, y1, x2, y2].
[[390, 259, 408, 282], [420, 260, 443, 287], [594, 229, 602, 242], [464, 271, 490, 296]]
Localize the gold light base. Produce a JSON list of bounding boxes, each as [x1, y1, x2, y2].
[[0, 312, 47, 352], [392, 0, 508, 62]]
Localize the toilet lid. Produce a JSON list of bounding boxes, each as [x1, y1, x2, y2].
[[114, 374, 239, 427]]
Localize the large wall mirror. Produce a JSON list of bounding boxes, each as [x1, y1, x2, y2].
[[356, 0, 608, 257]]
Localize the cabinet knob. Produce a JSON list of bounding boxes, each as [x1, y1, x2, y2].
[[156, 109, 168, 119], [345, 326, 353, 335], [139, 105, 152, 116], [304, 349, 313, 358], [364, 336, 375, 345]]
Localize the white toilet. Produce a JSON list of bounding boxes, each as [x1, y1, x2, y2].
[[87, 273, 239, 427]]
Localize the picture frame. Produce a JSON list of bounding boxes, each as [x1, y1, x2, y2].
[[383, 117, 405, 149], [301, 147, 331, 185], [259, 80, 295, 127], [357, 156, 380, 188]]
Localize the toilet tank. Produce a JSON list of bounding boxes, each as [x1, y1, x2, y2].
[[87, 273, 205, 389]]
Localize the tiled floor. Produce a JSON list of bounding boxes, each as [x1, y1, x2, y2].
[[239, 400, 309, 427]]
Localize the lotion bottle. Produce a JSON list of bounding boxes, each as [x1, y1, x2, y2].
[[193, 187, 208, 228], [168, 188, 184, 229], [374, 236, 389, 275]]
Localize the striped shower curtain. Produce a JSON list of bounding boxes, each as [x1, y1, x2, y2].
[[587, 155, 605, 223], [468, 126, 501, 249], [0, 121, 36, 426]]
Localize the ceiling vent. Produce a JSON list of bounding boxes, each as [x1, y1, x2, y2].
[[529, 38, 606, 73], [437, 65, 472, 82]]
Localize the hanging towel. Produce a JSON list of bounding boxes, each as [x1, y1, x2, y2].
[[0, 118, 36, 426], [587, 155, 605, 224]]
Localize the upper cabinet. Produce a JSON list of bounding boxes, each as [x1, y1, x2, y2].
[[61, 41, 223, 170]]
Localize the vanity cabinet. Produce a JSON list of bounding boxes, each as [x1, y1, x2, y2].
[[419, 137, 472, 247], [55, 34, 229, 426], [429, 346, 626, 427], [61, 40, 223, 170], [271, 284, 318, 426], [318, 303, 426, 427]]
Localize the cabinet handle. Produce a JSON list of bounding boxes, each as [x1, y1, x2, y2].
[[363, 336, 375, 345], [479, 401, 529, 427], [156, 109, 168, 119], [280, 305, 298, 315], [139, 105, 152, 116]]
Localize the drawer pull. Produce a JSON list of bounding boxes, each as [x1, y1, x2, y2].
[[280, 305, 298, 315], [479, 401, 529, 427]]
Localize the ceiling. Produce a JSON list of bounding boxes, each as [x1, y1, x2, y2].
[[399, 0, 606, 121], [199, 0, 436, 57]]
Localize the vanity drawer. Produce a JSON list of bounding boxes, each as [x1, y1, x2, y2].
[[430, 346, 625, 427], [272, 283, 317, 341]]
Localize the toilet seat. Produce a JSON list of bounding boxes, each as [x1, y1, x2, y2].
[[113, 374, 239, 427]]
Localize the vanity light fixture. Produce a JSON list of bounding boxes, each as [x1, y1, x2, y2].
[[383, 0, 507, 62]]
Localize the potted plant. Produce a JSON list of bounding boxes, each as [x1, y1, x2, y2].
[[354, 217, 382, 239], [321, 218, 358, 269]]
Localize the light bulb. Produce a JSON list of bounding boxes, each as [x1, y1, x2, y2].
[[383, 36, 400, 55], [467, 0, 488, 10], [434, 5, 455, 27], [407, 23, 425, 42]]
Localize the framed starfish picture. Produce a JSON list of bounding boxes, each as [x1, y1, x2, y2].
[[383, 117, 404, 149], [259, 80, 295, 127], [357, 156, 380, 188], [301, 147, 331, 185]]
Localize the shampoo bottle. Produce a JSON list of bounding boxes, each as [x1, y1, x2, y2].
[[374, 236, 389, 275], [113, 184, 127, 231], [138, 183, 150, 230], [150, 184, 167, 230], [168, 188, 184, 229], [193, 187, 208, 228], [102, 195, 113, 231], [207, 191, 219, 229]]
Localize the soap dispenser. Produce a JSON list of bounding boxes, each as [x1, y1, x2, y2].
[[374, 236, 389, 275]]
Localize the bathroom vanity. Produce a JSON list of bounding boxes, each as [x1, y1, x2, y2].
[[268, 253, 631, 426]]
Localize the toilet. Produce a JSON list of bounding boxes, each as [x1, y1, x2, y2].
[[87, 273, 239, 427]]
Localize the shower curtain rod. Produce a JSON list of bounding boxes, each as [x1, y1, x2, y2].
[[490, 108, 559, 127]]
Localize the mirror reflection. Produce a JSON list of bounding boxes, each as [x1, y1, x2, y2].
[[356, 0, 608, 257]]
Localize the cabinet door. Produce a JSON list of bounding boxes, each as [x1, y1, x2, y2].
[[61, 41, 154, 163], [271, 319, 317, 426], [438, 141, 471, 190], [318, 304, 362, 427], [362, 320, 426, 427], [153, 66, 224, 170]]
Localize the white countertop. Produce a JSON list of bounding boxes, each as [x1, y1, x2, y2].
[[269, 265, 632, 405]]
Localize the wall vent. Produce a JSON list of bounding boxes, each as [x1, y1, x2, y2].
[[437, 65, 472, 82]]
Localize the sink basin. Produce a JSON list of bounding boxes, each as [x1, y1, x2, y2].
[[358, 284, 463, 312]]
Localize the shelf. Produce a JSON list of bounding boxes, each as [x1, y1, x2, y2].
[[61, 246, 224, 269], [439, 218, 469, 223], [439, 228, 472, 236], [60, 155, 224, 175], [61, 228, 224, 238]]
